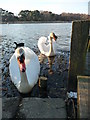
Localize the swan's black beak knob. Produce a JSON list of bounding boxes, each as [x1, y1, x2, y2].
[[18, 54, 25, 63], [53, 33, 57, 41]]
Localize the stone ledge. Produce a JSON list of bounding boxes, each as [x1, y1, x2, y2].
[[16, 98, 67, 118], [2, 97, 20, 119], [2, 97, 67, 119]]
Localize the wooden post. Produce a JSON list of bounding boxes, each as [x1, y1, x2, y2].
[[68, 21, 89, 91]]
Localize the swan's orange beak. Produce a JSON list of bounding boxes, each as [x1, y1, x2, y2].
[[17, 55, 26, 72], [19, 62, 26, 72]]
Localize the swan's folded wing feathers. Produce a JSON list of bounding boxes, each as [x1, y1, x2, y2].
[[23, 47, 40, 86], [9, 54, 21, 86], [38, 37, 50, 54], [26, 53, 40, 86], [24, 47, 36, 59], [38, 36, 47, 43]]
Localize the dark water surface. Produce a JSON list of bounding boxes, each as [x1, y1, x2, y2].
[[0, 23, 72, 98]]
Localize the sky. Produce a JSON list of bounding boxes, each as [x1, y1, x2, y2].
[[0, 0, 89, 15]]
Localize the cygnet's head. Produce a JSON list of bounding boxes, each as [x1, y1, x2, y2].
[[49, 32, 57, 41], [15, 47, 26, 72]]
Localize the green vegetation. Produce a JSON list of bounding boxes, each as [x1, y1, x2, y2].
[[0, 8, 90, 23]]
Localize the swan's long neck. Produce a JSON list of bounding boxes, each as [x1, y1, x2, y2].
[[49, 38, 54, 55], [20, 71, 28, 84]]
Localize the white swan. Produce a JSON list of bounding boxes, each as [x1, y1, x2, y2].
[[38, 32, 57, 57], [9, 44, 40, 94]]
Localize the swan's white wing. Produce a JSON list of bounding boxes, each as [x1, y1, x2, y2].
[[38, 36, 47, 43], [24, 47, 40, 86], [23, 47, 35, 61], [26, 56, 40, 86], [38, 36, 50, 54], [9, 53, 21, 87]]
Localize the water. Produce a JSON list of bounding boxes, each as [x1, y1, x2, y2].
[[0, 23, 72, 98], [1, 23, 72, 51]]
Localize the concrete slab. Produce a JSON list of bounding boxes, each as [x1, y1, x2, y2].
[[2, 97, 20, 118], [16, 98, 67, 118]]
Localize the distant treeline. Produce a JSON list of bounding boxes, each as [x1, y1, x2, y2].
[[0, 8, 90, 23]]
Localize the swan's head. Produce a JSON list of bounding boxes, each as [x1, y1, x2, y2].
[[49, 32, 57, 41], [15, 48, 26, 72]]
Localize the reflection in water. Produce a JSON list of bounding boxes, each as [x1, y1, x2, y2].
[[38, 53, 55, 74], [39, 76, 48, 98], [38, 54, 56, 97], [38, 53, 46, 63], [47, 56, 55, 74]]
